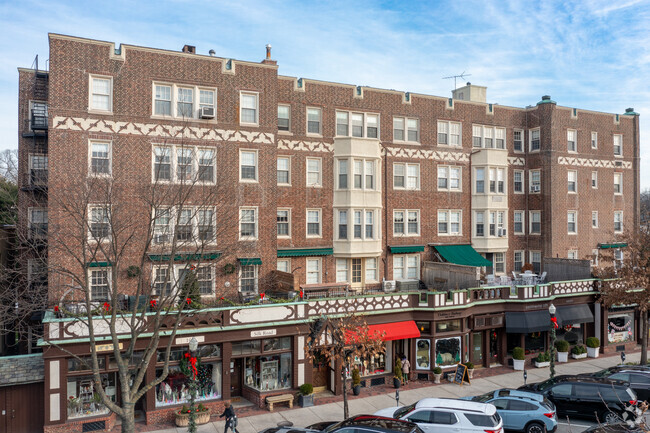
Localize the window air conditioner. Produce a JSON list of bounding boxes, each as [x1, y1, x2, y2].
[[200, 106, 215, 119], [531, 185, 540, 192], [498, 228, 507, 237], [154, 234, 169, 244], [382, 280, 396, 293]]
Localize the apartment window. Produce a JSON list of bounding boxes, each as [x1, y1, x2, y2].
[[307, 108, 322, 134], [240, 207, 258, 240], [336, 259, 349, 282], [494, 253, 505, 273], [567, 129, 577, 152], [90, 269, 110, 301], [306, 259, 321, 284], [514, 251, 524, 272], [568, 211, 577, 234], [352, 159, 375, 190], [514, 211, 524, 234], [614, 249, 624, 268], [199, 89, 215, 113], [513, 170, 523, 193], [438, 121, 461, 146], [394, 117, 419, 143], [338, 159, 348, 189], [489, 168, 504, 194], [153, 84, 216, 119], [592, 171, 598, 189], [408, 211, 420, 235], [239, 265, 258, 293], [366, 258, 378, 282], [197, 209, 215, 242], [177, 87, 193, 118], [153, 146, 171, 181], [495, 128, 505, 149], [394, 163, 420, 190], [154, 85, 172, 115], [176, 148, 193, 181], [475, 168, 485, 193], [475, 212, 485, 237], [438, 166, 461, 191], [90, 142, 111, 176], [196, 266, 214, 295], [367, 114, 379, 138], [530, 251, 542, 274], [306, 158, 322, 187], [336, 112, 349, 136], [529, 170, 541, 193], [497, 168, 504, 193], [336, 111, 379, 138], [278, 105, 290, 131], [393, 255, 419, 280], [338, 210, 348, 240], [28, 208, 48, 239], [591, 132, 598, 149], [240, 92, 259, 125], [90, 75, 112, 112], [197, 149, 215, 182], [613, 134, 622, 156], [394, 211, 404, 235], [438, 211, 448, 234], [153, 267, 172, 296], [29, 154, 48, 186], [307, 209, 321, 237], [514, 129, 524, 152], [277, 259, 290, 273], [365, 161, 375, 189], [473, 125, 506, 149], [438, 210, 461, 235], [530, 129, 540, 151], [614, 173, 622, 194], [530, 211, 541, 234], [592, 211, 599, 228], [277, 157, 290, 185], [568, 170, 577, 193], [89, 206, 110, 240], [591, 249, 599, 267], [352, 113, 363, 137], [614, 211, 623, 233], [365, 211, 374, 238], [489, 212, 496, 236], [175, 208, 193, 241], [153, 208, 171, 243], [240, 150, 257, 182], [472, 125, 482, 148], [354, 211, 362, 238], [277, 209, 290, 238]]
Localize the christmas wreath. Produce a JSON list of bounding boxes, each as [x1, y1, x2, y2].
[[180, 352, 201, 380]]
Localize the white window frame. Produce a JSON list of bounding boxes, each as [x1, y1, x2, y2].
[[567, 129, 577, 153], [239, 149, 258, 183], [277, 208, 291, 239], [437, 209, 462, 236], [513, 170, 524, 194], [336, 258, 349, 283], [366, 258, 378, 282], [306, 107, 322, 136], [474, 167, 485, 194], [151, 144, 216, 184], [568, 250, 578, 260], [529, 211, 541, 235], [151, 82, 217, 120], [88, 267, 111, 301], [278, 104, 291, 132], [513, 211, 525, 235], [89, 74, 113, 114], [613, 134, 623, 157], [28, 207, 48, 239], [306, 208, 322, 238], [513, 129, 524, 153], [151, 207, 217, 246], [591, 249, 599, 267], [352, 159, 377, 190], [239, 207, 258, 241], [567, 211, 577, 234], [614, 211, 623, 233], [306, 157, 322, 187], [514, 250, 524, 272], [437, 165, 462, 191], [277, 156, 291, 186], [591, 131, 598, 149], [393, 117, 420, 143], [437, 120, 461, 147], [494, 252, 505, 274], [240, 91, 259, 126], [196, 148, 216, 184], [88, 204, 111, 242], [306, 258, 322, 284], [239, 264, 259, 293], [614, 172, 623, 195], [393, 254, 420, 281], [472, 125, 506, 149], [28, 153, 48, 186], [335, 111, 380, 139], [393, 163, 420, 190], [529, 128, 540, 152], [592, 171, 598, 189], [277, 259, 291, 273], [529, 170, 541, 193], [88, 140, 112, 177], [530, 251, 542, 273], [592, 211, 599, 228], [567, 170, 577, 193]]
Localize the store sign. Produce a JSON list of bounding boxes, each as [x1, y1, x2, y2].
[[251, 329, 277, 337], [94, 343, 123, 353], [437, 311, 462, 319], [175, 336, 205, 345]]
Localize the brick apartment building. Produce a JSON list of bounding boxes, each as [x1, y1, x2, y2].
[[16, 34, 641, 431]]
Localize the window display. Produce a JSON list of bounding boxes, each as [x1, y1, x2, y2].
[[155, 361, 222, 407], [608, 313, 634, 343], [416, 339, 430, 370], [245, 353, 292, 391], [67, 373, 114, 419], [435, 337, 461, 366], [557, 324, 584, 345], [436, 320, 461, 333], [525, 332, 545, 354], [351, 351, 387, 376]]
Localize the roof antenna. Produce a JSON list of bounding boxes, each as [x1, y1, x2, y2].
[[443, 71, 472, 90]]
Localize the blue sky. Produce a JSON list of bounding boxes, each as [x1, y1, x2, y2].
[[1, 0, 648, 187]]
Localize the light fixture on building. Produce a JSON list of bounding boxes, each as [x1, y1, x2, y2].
[[189, 336, 198, 353]]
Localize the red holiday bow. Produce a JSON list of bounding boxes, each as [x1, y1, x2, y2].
[[299, 290, 303, 299], [150, 299, 157, 308], [103, 302, 110, 311], [260, 293, 265, 300], [186, 297, 191, 305], [54, 305, 59, 312], [550, 316, 559, 329], [184, 352, 198, 379]]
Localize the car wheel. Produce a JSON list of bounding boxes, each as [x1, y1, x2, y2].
[[525, 422, 546, 433], [602, 411, 620, 424]]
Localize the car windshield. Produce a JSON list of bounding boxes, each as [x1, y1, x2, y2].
[[537, 378, 558, 391], [593, 368, 614, 378], [465, 413, 501, 427], [471, 392, 495, 403], [394, 403, 417, 419], [326, 417, 419, 433]]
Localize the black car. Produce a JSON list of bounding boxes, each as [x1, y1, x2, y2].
[[259, 416, 425, 433], [519, 375, 637, 424], [581, 366, 650, 402]]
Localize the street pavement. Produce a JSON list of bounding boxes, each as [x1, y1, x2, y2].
[[148, 352, 647, 433]]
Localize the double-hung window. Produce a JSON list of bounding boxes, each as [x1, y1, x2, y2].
[[567, 129, 577, 152], [306, 259, 321, 284], [614, 173, 622, 194], [514, 211, 524, 234], [438, 210, 461, 235], [354, 211, 362, 239], [393, 255, 419, 280], [196, 266, 214, 295], [393, 209, 420, 236], [514, 129, 524, 152], [307, 209, 321, 237], [89, 206, 110, 240], [438, 166, 461, 191], [240, 207, 258, 240], [592, 211, 598, 228], [530, 251, 542, 274], [278, 105, 290, 131], [240, 150, 258, 182], [530, 129, 540, 151], [177, 148, 193, 181], [338, 159, 348, 189], [591, 132, 598, 149], [197, 209, 215, 242], [614, 211, 623, 233], [475, 168, 485, 193], [407, 210, 420, 235], [475, 212, 484, 237], [153, 208, 171, 243], [338, 210, 348, 240], [567, 211, 577, 234], [277, 209, 290, 238], [513, 170, 523, 193], [306, 158, 322, 187], [365, 211, 374, 238], [613, 134, 622, 156], [197, 149, 215, 182], [240, 265, 258, 293], [240, 92, 259, 125], [277, 157, 290, 185], [90, 141, 111, 176], [592, 171, 598, 189], [352, 159, 375, 190], [90, 75, 112, 112], [307, 108, 322, 134], [199, 90, 215, 114], [336, 111, 379, 138], [514, 251, 524, 272], [153, 146, 172, 181], [153, 267, 172, 296], [153, 83, 216, 119], [394, 117, 419, 143], [530, 170, 541, 193], [154, 85, 172, 115], [177, 87, 194, 118], [568, 170, 577, 193], [175, 208, 193, 241], [494, 253, 505, 273], [90, 269, 110, 301], [336, 259, 349, 282], [393, 211, 405, 235], [277, 259, 290, 273], [472, 125, 505, 149], [530, 211, 541, 234], [394, 163, 420, 190], [437, 121, 461, 146], [29, 208, 48, 239], [29, 154, 48, 186]]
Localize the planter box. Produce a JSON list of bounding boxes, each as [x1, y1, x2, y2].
[[587, 347, 600, 358], [433, 374, 442, 384], [298, 394, 314, 407], [557, 352, 568, 363], [572, 353, 587, 359], [534, 361, 550, 368], [175, 410, 210, 427], [513, 359, 525, 371]]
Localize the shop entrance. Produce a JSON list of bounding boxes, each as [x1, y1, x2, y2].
[[489, 329, 500, 366], [231, 359, 242, 397], [311, 351, 329, 392]]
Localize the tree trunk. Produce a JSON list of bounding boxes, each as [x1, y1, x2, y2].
[[343, 362, 349, 419], [642, 310, 648, 365], [120, 404, 136, 433]]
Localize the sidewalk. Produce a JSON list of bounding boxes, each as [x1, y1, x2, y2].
[[137, 351, 645, 433]]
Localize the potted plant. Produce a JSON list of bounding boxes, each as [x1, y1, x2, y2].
[[465, 362, 475, 379], [571, 344, 587, 359], [298, 383, 314, 407], [534, 351, 550, 368], [512, 347, 525, 371], [393, 358, 403, 388], [555, 340, 569, 363], [586, 337, 600, 358], [175, 404, 211, 427], [433, 366, 442, 384], [351, 369, 361, 396]]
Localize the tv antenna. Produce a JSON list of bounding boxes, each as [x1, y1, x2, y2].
[[443, 71, 472, 90]]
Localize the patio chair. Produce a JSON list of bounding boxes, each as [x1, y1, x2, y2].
[[486, 274, 496, 285], [538, 271, 547, 284]]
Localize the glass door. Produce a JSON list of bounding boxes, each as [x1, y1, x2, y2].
[[472, 332, 483, 365]]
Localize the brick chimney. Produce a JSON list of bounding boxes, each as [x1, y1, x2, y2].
[[261, 44, 277, 65], [182, 45, 196, 54]]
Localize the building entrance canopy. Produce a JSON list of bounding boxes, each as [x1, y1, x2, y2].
[[505, 310, 551, 333]]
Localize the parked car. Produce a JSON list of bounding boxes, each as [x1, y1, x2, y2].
[[259, 415, 425, 433], [462, 388, 557, 433], [374, 397, 503, 433], [519, 375, 637, 424], [580, 365, 650, 402], [306, 421, 339, 431]]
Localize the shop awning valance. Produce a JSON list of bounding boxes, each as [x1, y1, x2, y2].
[[345, 321, 421, 343], [433, 244, 492, 267], [389, 245, 425, 254], [556, 304, 594, 327], [505, 310, 551, 333], [277, 247, 333, 257], [238, 257, 262, 266], [598, 243, 628, 249]]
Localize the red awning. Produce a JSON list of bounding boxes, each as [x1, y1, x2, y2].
[[368, 321, 421, 341]]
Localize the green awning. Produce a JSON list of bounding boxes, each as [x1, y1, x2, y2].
[[389, 245, 425, 254], [598, 243, 628, 249], [148, 252, 222, 262], [277, 247, 333, 257], [433, 244, 492, 267], [86, 261, 111, 268], [238, 257, 262, 266]]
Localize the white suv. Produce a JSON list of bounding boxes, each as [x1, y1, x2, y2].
[[374, 397, 503, 433]]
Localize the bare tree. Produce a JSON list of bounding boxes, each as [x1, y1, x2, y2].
[[306, 314, 385, 419], [0, 149, 18, 184]]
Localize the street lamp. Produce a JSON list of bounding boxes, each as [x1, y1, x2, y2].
[[188, 337, 199, 433], [549, 304, 557, 379]]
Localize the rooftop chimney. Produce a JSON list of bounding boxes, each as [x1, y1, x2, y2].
[[261, 44, 277, 65], [182, 45, 196, 54], [451, 82, 486, 103]]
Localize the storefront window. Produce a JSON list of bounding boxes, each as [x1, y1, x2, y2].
[[415, 339, 430, 370], [416, 322, 431, 334], [155, 362, 222, 407], [109, 351, 144, 369], [524, 332, 545, 354], [436, 320, 461, 333], [68, 356, 106, 372], [435, 337, 461, 367], [263, 337, 291, 352], [232, 340, 261, 356], [66, 373, 114, 419], [556, 324, 584, 345], [352, 350, 387, 376], [245, 353, 292, 391], [608, 313, 635, 344]]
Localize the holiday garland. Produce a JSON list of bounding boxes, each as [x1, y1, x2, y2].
[[180, 352, 200, 380], [609, 319, 632, 331]]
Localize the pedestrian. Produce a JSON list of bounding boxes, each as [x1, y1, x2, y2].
[[401, 355, 410, 385], [220, 401, 238, 433]]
